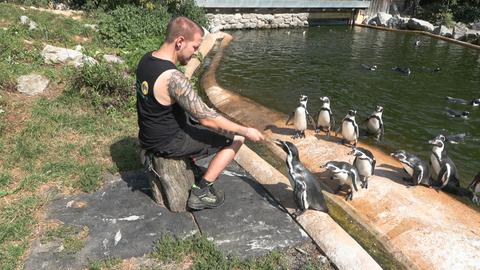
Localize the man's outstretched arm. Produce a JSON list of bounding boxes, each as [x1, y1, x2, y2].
[[168, 70, 264, 142]]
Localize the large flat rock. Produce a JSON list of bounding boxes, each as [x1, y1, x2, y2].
[[26, 160, 311, 269], [25, 171, 198, 270], [194, 158, 309, 259]]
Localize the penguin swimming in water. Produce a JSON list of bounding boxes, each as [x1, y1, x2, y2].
[[286, 94, 316, 139], [467, 172, 480, 205], [337, 109, 359, 146], [349, 147, 376, 189], [428, 135, 460, 191], [315, 96, 335, 136], [446, 96, 480, 107], [361, 64, 377, 71], [364, 105, 384, 141], [274, 140, 328, 217], [392, 66, 411, 75], [390, 150, 431, 186], [322, 161, 359, 201], [445, 108, 469, 119]]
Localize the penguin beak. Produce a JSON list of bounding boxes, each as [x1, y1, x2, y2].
[[348, 149, 355, 155], [427, 140, 436, 145], [273, 139, 283, 146], [320, 163, 328, 168]]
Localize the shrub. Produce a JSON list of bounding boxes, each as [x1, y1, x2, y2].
[[453, 5, 480, 23], [97, 4, 170, 49], [66, 61, 135, 112], [162, 0, 207, 27]]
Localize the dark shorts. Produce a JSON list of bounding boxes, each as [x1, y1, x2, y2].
[[154, 124, 234, 159]]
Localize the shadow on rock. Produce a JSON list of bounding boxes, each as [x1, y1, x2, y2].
[[264, 124, 295, 136], [110, 136, 152, 198]]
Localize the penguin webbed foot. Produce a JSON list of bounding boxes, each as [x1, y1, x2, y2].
[[292, 209, 305, 219], [472, 196, 479, 205], [345, 191, 353, 201], [361, 179, 368, 189]]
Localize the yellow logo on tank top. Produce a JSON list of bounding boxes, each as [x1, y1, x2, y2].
[[141, 81, 149, 95]]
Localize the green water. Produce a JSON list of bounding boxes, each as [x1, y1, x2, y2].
[[216, 26, 480, 192]]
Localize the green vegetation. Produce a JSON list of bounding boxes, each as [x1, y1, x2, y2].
[[417, 0, 480, 25], [0, 1, 207, 269], [152, 233, 328, 269]]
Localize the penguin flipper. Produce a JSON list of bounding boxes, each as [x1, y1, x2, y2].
[[330, 113, 336, 130], [467, 173, 480, 190], [437, 165, 449, 189], [412, 166, 423, 185], [371, 159, 376, 176], [350, 170, 359, 192], [306, 110, 316, 130], [286, 112, 294, 125]]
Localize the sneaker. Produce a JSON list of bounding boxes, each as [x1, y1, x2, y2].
[[187, 184, 225, 210]]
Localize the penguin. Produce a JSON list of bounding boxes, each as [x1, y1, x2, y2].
[[337, 109, 359, 146], [415, 40, 421, 46], [361, 64, 377, 71], [446, 96, 480, 106], [444, 133, 467, 144], [286, 94, 316, 139], [349, 147, 376, 189], [445, 108, 469, 119], [274, 140, 328, 217], [321, 161, 359, 201], [392, 66, 411, 75], [467, 172, 480, 205], [428, 135, 460, 190], [390, 150, 431, 186], [364, 105, 384, 141], [315, 96, 335, 136], [421, 66, 441, 73]]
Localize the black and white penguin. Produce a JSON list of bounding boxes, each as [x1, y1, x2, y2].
[[364, 105, 384, 141], [392, 66, 411, 75], [274, 140, 328, 217], [337, 109, 359, 146], [428, 135, 460, 190], [315, 96, 335, 136], [467, 172, 480, 205], [390, 150, 431, 186], [446, 108, 469, 119], [322, 161, 359, 200], [361, 64, 377, 71], [446, 96, 480, 106], [349, 147, 376, 189], [286, 94, 316, 139]]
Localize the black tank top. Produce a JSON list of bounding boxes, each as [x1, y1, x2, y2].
[[136, 52, 187, 153]]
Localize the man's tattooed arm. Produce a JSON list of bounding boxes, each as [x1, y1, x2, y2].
[[168, 70, 219, 119]]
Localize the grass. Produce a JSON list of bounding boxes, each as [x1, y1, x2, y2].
[[151, 233, 328, 270]]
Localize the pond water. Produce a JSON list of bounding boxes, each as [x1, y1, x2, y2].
[[216, 26, 480, 192]]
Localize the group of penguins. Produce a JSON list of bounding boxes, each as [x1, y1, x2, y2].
[[275, 94, 480, 218]]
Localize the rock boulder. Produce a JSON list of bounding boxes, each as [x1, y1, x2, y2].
[[17, 74, 49, 96]]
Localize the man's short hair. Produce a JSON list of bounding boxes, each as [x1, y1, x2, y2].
[[165, 16, 204, 43]]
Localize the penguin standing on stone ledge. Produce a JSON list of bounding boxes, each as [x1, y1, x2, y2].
[[349, 147, 376, 189], [286, 94, 316, 139], [322, 161, 359, 201], [429, 135, 460, 191], [337, 109, 359, 146], [274, 140, 328, 217], [315, 96, 335, 136], [364, 105, 384, 141], [390, 150, 431, 186]]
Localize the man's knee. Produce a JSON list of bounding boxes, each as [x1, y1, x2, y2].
[[233, 135, 245, 145]]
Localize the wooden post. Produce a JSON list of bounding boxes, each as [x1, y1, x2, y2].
[[143, 152, 195, 212]]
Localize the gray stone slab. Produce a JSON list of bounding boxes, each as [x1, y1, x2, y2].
[[193, 158, 309, 259], [196, 0, 371, 9], [25, 171, 198, 270]]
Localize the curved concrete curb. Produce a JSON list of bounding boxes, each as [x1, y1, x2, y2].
[[199, 32, 480, 270], [356, 23, 480, 50], [189, 32, 382, 270], [235, 146, 382, 270]]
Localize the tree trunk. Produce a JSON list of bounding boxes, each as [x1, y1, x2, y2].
[[144, 153, 195, 212]]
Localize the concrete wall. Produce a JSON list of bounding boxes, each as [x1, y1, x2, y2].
[[207, 13, 309, 31]]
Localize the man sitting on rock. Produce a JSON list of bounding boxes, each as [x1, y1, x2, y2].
[[135, 16, 264, 210]]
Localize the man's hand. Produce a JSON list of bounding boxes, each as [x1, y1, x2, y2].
[[244, 127, 265, 142]]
